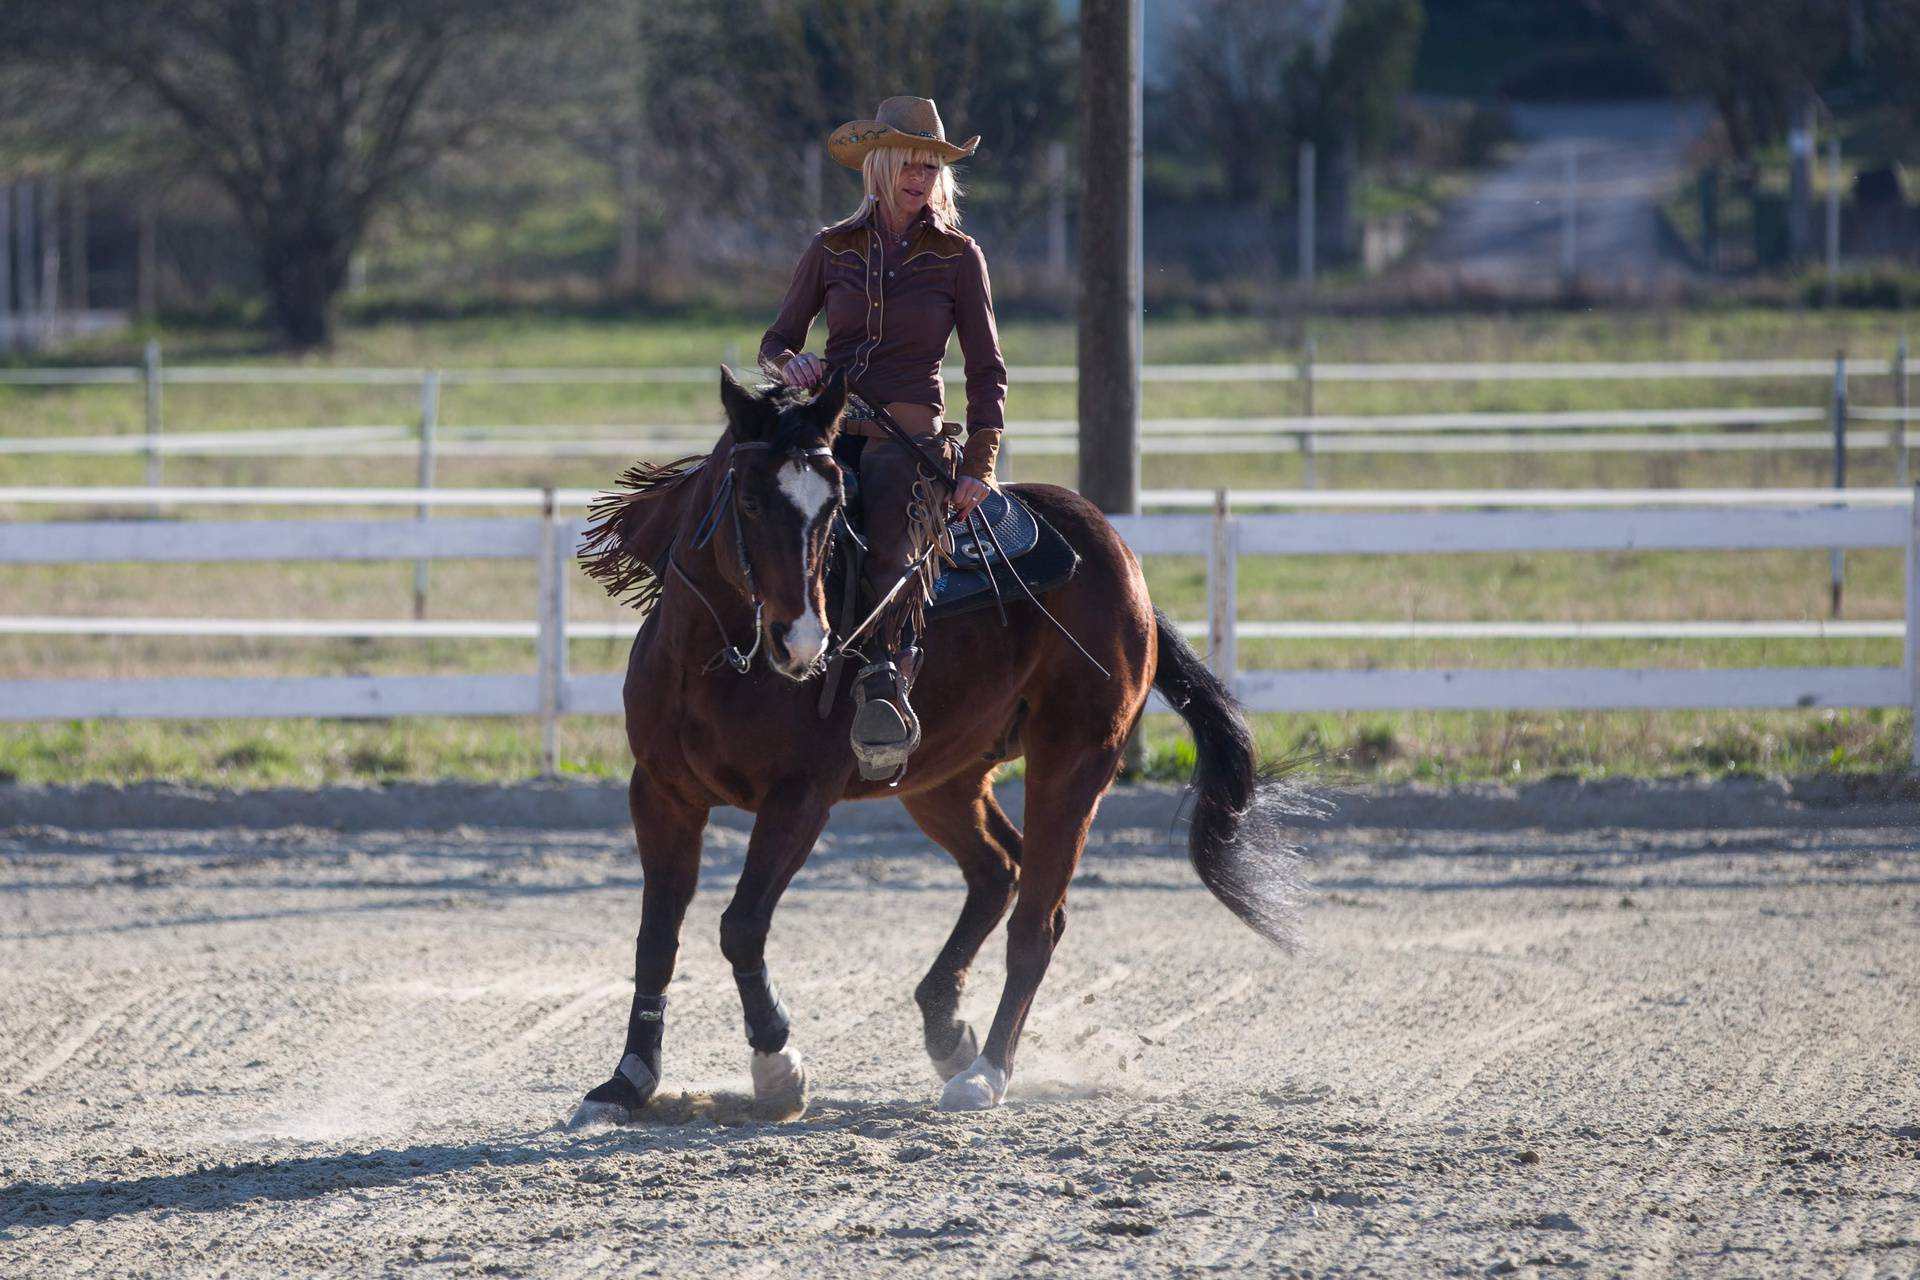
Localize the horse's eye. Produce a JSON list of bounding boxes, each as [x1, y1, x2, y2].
[[739, 495, 762, 517]]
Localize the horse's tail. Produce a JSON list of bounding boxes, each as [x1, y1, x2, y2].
[[1150, 607, 1314, 950]]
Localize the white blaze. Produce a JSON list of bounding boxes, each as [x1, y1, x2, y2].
[[776, 459, 834, 666]]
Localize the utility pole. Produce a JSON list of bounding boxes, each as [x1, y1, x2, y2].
[[1298, 143, 1316, 289], [1079, 0, 1144, 774], [1825, 133, 1841, 307], [1077, 0, 1140, 517]]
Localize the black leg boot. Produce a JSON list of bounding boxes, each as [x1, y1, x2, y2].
[[850, 645, 922, 782]]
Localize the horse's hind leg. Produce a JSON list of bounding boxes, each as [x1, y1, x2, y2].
[[941, 731, 1124, 1111], [901, 772, 1021, 1080], [570, 769, 706, 1128], [718, 786, 834, 1120]]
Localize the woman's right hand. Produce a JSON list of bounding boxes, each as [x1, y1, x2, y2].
[[781, 352, 826, 390]]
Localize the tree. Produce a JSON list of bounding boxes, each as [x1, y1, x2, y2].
[[1, 0, 579, 347], [1590, 0, 1847, 161], [1866, 0, 1920, 131], [1163, 0, 1423, 213], [638, 0, 1074, 235]]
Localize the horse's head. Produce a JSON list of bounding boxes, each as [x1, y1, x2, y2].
[[716, 365, 848, 680]]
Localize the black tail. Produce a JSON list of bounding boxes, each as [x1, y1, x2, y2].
[[1151, 608, 1313, 950]]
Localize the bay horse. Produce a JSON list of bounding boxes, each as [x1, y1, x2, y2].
[[570, 367, 1306, 1122]]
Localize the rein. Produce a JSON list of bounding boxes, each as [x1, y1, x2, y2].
[[670, 440, 836, 675]]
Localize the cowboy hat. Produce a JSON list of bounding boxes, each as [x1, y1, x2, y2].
[[828, 96, 980, 170]]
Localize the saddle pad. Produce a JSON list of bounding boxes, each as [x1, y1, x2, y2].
[[944, 487, 1038, 565], [928, 492, 1079, 623]]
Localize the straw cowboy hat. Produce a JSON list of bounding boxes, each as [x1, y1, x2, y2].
[[828, 96, 980, 170]]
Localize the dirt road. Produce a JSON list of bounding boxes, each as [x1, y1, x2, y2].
[[1418, 101, 1710, 297], [3, 785, 1918, 1277]]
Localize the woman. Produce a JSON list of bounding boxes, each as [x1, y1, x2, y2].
[[758, 95, 1007, 782]]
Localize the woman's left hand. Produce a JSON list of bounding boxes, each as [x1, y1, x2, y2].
[[950, 476, 991, 520]]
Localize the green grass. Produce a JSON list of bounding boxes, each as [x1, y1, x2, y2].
[[4, 308, 1919, 787]]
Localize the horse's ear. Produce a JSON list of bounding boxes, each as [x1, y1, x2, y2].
[[806, 367, 848, 446], [719, 365, 772, 440]]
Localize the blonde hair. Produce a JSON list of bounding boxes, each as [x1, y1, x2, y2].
[[830, 146, 964, 232]]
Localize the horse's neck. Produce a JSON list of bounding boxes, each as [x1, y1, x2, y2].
[[650, 454, 756, 641]]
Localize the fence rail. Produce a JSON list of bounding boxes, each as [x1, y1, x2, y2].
[[3, 347, 1909, 478], [4, 489, 1917, 767]]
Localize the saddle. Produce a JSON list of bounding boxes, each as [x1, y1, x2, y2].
[[817, 487, 1079, 716]]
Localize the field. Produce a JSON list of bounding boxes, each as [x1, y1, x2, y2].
[[2, 782, 1917, 1277], [3, 307, 1918, 784]]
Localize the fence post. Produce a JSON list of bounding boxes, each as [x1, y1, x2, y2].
[[1897, 335, 1910, 490], [1207, 487, 1237, 687], [537, 486, 566, 777], [1907, 483, 1919, 770], [143, 339, 163, 514], [1298, 336, 1317, 489], [1831, 351, 1848, 617], [413, 369, 439, 620]]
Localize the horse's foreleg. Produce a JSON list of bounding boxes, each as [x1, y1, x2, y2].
[[719, 784, 833, 1120], [902, 774, 1020, 1080], [941, 740, 1122, 1111], [569, 769, 706, 1129]]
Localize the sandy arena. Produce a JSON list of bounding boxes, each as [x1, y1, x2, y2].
[[2, 779, 1917, 1277]]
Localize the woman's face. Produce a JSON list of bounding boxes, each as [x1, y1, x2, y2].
[[892, 159, 941, 221]]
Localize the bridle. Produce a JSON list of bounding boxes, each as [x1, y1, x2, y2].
[[669, 439, 838, 674]]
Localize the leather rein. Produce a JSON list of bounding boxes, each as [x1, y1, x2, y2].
[[670, 440, 836, 674]]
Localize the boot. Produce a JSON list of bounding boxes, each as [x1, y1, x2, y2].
[[850, 647, 921, 781]]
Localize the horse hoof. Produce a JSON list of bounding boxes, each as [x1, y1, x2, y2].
[[930, 1023, 981, 1082], [938, 1054, 1008, 1112], [751, 1047, 809, 1121], [567, 1054, 657, 1129], [566, 1099, 632, 1131]]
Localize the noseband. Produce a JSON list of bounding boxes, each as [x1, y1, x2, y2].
[[671, 441, 838, 675]]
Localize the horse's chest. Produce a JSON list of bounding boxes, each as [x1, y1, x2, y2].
[[632, 664, 828, 808]]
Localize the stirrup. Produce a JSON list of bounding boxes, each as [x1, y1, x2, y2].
[[851, 659, 920, 782]]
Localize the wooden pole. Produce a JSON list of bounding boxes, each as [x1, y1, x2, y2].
[[1826, 134, 1842, 307], [1298, 142, 1316, 289], [1076, 0, 1140, 517], [414, 370, 440, 620], [1898, 336, 1911, 490], [0, 182, 11, 355], [67, 180, 88, 315], [1907, 480, 1920, 769], [38, 179, 59, 335], [537, 486, 566, 777], [1208, 488, 1238, 683], [1047, 140, 1069, 288], [136, 193, 158, 322], [1299, 335, 1317, 489], [1078, 0, 1142, 774], [143, 339, 163, 513], [1831, 351, 1848, 617], [14, 181, 36, 336]]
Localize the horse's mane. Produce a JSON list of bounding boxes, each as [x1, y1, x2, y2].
[[578, 453, 710, 610]]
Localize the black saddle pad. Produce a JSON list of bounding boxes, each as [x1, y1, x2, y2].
[[928, 489, 1078, 622], [946, 487, 1038, 565]]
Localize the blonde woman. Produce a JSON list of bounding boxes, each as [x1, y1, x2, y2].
[[759, 95, 1008, 781]]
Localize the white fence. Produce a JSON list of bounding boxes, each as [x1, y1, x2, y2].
[[1, 350, 1910, 481], [4, 486, 1917, 767]]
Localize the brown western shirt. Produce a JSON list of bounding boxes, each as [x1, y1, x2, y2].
[[758, 204, 1008, 434]]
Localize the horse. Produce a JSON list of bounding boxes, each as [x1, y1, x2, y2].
[[568, 367, 1307, 1122]]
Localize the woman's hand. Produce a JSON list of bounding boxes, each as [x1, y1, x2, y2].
[[950, 476, 991, 520], [781, 353, 826, 390]]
